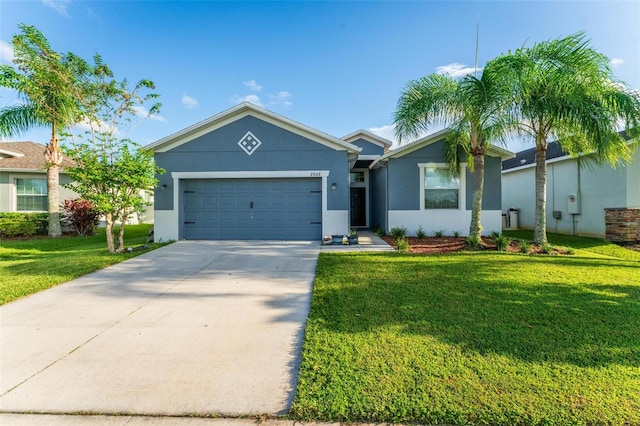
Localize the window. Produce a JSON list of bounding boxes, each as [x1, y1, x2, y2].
[[16, 178, 47, 211], [424, 166, 459, 209], [350, 171, 365, 183]]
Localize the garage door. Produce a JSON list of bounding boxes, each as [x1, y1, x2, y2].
[[182, 178, 322, 240]]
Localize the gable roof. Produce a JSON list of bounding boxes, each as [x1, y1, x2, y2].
[[370, 128, 515, 168], [148, 102, 361, 154], [0, 141, 75, 171], [342, 129, 393, 147]]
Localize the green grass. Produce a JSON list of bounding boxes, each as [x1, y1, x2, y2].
[[0, 224, 169, 305], [291, 241, 640, 425], [505, 230, 640, 261]]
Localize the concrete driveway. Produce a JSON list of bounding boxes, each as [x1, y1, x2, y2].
[[0, 240, 319, 417]]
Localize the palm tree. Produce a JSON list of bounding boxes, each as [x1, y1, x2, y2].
[[394, 67, 513, 241], [0, 25, 92, 236], [490, 32, 640, 245]]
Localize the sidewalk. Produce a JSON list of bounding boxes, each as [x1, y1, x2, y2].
[[320, 230, 394, 252]]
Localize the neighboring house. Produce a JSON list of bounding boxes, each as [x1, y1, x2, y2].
[[0, 141, 154, 224], [0, 141, 77, 213], [502, 140, 640, 238], [149, 102, 514, 242]]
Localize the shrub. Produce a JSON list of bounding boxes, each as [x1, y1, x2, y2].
[[541, 243, 554, 254], [494, 234, 513, 251], [390, 226, 407, 239], [62, 199, 101, 236], [466, 235, 482, 249], [415, 226, 427, 239], [396, 237, 409, 253], [490, 231, 501, 239], [453, 230, 461, 238], [0, 213, 48, 238], [375, 227, 386, 237], [434, 230, 445, 237], [520, 240, 531, 254]]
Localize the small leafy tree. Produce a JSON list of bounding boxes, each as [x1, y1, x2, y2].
[[64, 71, 162, 253]]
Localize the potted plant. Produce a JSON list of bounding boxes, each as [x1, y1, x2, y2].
[[347, 228, 359, 245], [331, 234, 345, 245]]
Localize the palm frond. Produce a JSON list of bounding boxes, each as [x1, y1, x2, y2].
[[0, 104, 47, 137]]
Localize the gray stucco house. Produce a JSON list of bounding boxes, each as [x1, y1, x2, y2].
[[149, 103, 514, 241], [502, 139, 640, 238]]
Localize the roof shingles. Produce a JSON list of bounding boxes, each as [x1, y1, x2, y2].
[[0, 142, 75, 171]]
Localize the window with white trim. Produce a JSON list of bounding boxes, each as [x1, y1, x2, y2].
[[424, 166, 459, 209], [16, 178, 47, 211]]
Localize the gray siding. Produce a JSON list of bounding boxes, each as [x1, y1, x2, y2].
[[387, 139, 503, 211], [387, 139, 449, 210], [465, 156, 502, 210], [155, 115, 349, 211], [350, 138, 385, 156], [370, 167, 387, 230]]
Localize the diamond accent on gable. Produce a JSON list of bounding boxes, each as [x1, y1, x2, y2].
[[237, 131, 262, 156]]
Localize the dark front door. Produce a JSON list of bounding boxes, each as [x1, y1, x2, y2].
[[350, 187, 366, 227]]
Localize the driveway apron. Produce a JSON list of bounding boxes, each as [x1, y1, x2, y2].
[[0, 240, 319, 416]]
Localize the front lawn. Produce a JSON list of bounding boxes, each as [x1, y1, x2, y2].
[[291, 241, 640, 424], [0, 224, 168, 305]]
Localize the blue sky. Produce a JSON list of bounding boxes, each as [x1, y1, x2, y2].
[[1, 0, 639, 153]]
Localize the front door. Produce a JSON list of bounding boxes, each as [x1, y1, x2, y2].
[[350, 187, 366, 227]]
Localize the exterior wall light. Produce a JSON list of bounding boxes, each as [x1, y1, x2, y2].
[[331, 182, 337, 190]]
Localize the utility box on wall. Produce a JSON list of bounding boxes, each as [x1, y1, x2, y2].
[[568, 192, 581, 214]]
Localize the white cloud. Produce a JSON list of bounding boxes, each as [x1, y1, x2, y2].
[[368, 123, 438, 149], [610, 57, 625, 67], [133, 105, 165, 122], [181, 93, 198, 109], [42, 0, 71, 16], [268, 91, 293, 108], [436, 63, 481, 78], [243, 79, 262, 92], [0, 40, 14, 63], [368, 124, 397, 145], [231, 94, 263, 107]]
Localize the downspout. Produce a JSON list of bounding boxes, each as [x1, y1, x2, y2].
[[379, 162, 389, 233], [572, 161, 581, 236]]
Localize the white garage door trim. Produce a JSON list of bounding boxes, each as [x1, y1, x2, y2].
[[162, 170, 340, 240]]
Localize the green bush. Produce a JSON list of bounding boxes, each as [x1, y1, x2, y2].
[[434, 229, 445, 237], [415, 226, 427, 239], [0, 213, 48, 237], [396, 237, 409, 253], [494, 234, 513, 251], [520, 240, 531, 254], [390, 226, 407, 239]]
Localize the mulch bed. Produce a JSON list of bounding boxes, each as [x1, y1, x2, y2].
[[382, 236, 570, 255]]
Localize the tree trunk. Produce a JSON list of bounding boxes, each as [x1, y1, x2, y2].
[[105, 212, 116, 253], [117, 214, 126, 253], [533, 143, 548, 245], [45, 130, 63, 237], [468, 151, 485, 240]]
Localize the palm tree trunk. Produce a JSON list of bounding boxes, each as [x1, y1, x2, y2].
[[45, 128, 63, 237], [469, 151, 485, 239], [533, 144, 548, 245]]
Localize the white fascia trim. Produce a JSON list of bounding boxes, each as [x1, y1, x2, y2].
[[502, 154, 573, 174], [0, 149, 25, 158], [342, 130, 393, 147], [0, 168, 45, 173], [171, 170, 330, 179], [418, 162, 467, 212], [149, 102, 360, 154], [357, 155, 380, 161]]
